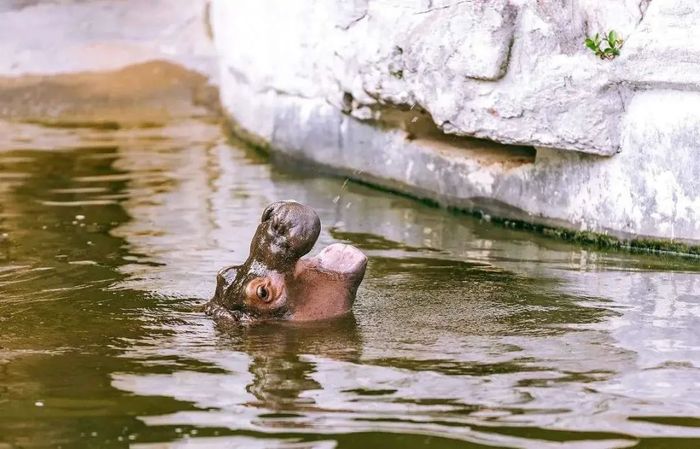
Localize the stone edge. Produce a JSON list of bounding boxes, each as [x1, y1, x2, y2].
[[221, 118, 700, 259]]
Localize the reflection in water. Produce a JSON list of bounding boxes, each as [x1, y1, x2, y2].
[[0, 115, 699, 449], [240, 317, 362, 409]]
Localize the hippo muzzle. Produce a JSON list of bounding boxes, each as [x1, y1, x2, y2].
[[204, 201, 367, 322]]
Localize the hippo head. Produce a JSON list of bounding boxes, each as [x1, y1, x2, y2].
[[205, 201, 367, 322]]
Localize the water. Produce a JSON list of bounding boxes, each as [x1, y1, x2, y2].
[[1, 116, 699, 449]]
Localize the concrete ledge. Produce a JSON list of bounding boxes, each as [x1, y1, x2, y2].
[[219, 72, 700, 251], [212, 0, 700, 251]]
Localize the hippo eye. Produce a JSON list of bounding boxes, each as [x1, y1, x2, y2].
[[256, 285, 270, 301]]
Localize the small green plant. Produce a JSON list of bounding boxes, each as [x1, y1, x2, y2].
[[584, 30, 623, 60]]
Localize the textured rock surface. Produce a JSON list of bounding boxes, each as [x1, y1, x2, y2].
[[616, 0, 700, 88], [213, 0, 700, 245], [212, 0, 653, 156]]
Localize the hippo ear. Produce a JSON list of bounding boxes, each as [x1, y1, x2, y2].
[[261, 203, 277, 223], [260, 200, 300, 223], [214, 265, 240, 300], [261, 201, 283, 223]]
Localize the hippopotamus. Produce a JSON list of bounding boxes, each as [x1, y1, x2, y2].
[[204, 200, 367, 323]]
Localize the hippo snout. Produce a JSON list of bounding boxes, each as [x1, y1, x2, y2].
[[315, 243, 368, 276]]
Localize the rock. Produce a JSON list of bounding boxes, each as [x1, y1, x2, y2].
[[616, 0, 700, 89], [406, 1, 517, 82], [211, 0, 651, 155], [212, 0, 700, 245]]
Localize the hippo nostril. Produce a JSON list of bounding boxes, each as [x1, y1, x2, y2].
[[270, 216, 289, 235]]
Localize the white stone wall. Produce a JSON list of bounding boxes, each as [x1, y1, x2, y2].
[[211, 0, 654, 155], [212, 0, 700, 245]]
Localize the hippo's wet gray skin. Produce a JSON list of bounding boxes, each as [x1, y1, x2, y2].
[[205, 201, 368, 322]]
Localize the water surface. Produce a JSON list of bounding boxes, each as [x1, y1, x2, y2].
[[1, 118, 699, 449]]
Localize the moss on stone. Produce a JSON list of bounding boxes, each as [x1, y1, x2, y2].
[[224, 123, 700, 259], [485, 216, 700, 257]]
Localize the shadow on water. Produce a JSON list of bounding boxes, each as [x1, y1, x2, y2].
[[218, 316, 363, 410]]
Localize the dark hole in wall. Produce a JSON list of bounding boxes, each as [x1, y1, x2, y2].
[[342, 94, 536, 168]]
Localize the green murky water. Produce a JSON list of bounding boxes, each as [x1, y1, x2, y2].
[[1, 118, 699, 449]]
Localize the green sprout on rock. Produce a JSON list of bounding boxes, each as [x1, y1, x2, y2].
[[584, 30, 623, 60]]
